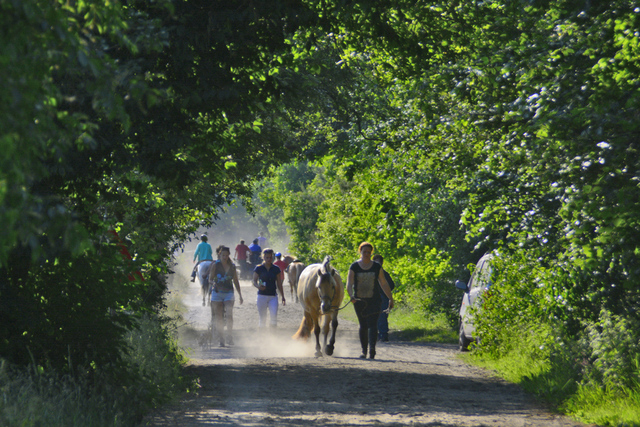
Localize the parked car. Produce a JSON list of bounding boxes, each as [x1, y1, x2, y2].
[[454, 253, 495, 351]]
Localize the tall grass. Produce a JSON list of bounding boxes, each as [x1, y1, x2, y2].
[[463, 319, 640, 426], [564, 383, 640, 426], [390, 307, 458, 344], [0, 313, 193, 426]]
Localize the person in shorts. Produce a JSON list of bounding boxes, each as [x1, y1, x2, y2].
[[209, 246, 243, 346]]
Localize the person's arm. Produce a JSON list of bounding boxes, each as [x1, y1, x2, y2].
[[346, 269, 357, 301], [378, 268, 394, 308], [253, 270, 265, 291], [385, 271, 396, 291], [233, 267, 243, 304]]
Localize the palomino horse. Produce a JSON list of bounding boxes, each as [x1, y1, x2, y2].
[[286, 257, 305, 303], [292, 256, 344, 357]]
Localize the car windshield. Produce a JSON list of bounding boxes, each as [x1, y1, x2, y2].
[[471, 255, 493, 289]]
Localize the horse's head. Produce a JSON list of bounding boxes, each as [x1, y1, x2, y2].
[[316, 256, 337, 314]]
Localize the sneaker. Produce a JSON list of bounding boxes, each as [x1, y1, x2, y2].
[[227, 337, 234, 346], [381, 335, 389, 342], [219, 341, 225, 347], [359, 353, 367, 359], [369, 349, 376, 360]]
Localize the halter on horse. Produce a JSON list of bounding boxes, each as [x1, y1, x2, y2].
[[292, 256, 344, 357]]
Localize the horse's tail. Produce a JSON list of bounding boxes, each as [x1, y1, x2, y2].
[[292, 314, 312, 340]]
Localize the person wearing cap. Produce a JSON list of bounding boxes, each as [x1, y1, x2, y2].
[[273, 252, 291, 284]]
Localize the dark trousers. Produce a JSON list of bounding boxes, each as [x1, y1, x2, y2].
[[378, 295, 390, 339], [354, 298, 380, 356]]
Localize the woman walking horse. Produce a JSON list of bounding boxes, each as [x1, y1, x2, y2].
[[292, 256, 344, 357]]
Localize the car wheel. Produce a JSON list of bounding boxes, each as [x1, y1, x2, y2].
[[459, 321, 472, 352]]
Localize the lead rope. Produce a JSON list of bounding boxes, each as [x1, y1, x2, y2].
[[333, 298, 392, 315]]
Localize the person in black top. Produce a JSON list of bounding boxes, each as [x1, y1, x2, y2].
[[373, 254, 395, 342], [252, 248, 286, 328], [346, 242, 394, 360]]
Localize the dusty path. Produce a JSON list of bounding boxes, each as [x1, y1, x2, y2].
[[145, 276, 590, 427]]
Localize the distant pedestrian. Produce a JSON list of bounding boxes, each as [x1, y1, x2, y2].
[[248, 238, 262, 267], [234, 239, 251, 279], [257, 231, 267, 248], [273, 252, 291, 284]]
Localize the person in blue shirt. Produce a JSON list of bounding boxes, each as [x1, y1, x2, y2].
[[248, 238, 262, 267], [193, 234, 214, 306], [252, 248, 285, 328]]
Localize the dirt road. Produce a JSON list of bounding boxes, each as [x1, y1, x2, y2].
[[145, 276, 589, 427]]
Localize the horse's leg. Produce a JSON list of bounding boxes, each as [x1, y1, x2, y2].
[[203, 276, 212, 307], [314, 316, 322, 357], [325, 313, 339, 356], [293, 266, 300, 303], [319, 314, 330, 354]]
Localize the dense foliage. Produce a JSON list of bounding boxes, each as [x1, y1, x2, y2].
[[0, 0, 317, 371], [250, 1, 640, 422]]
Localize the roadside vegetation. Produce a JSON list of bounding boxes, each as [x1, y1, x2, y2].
[[0, 314, 193, 426]]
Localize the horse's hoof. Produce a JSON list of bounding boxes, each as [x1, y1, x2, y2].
[[325, 345, 334, 356], [314, 351, 323, 357]]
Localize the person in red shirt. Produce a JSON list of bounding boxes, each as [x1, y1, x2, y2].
[[273, 252, 291, 285], [234, 239, 251, 279]]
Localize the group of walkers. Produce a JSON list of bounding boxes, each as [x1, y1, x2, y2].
[[233, 232, 267, 279], [192, 233, 290, 347], [192, 233, 396, 357]]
